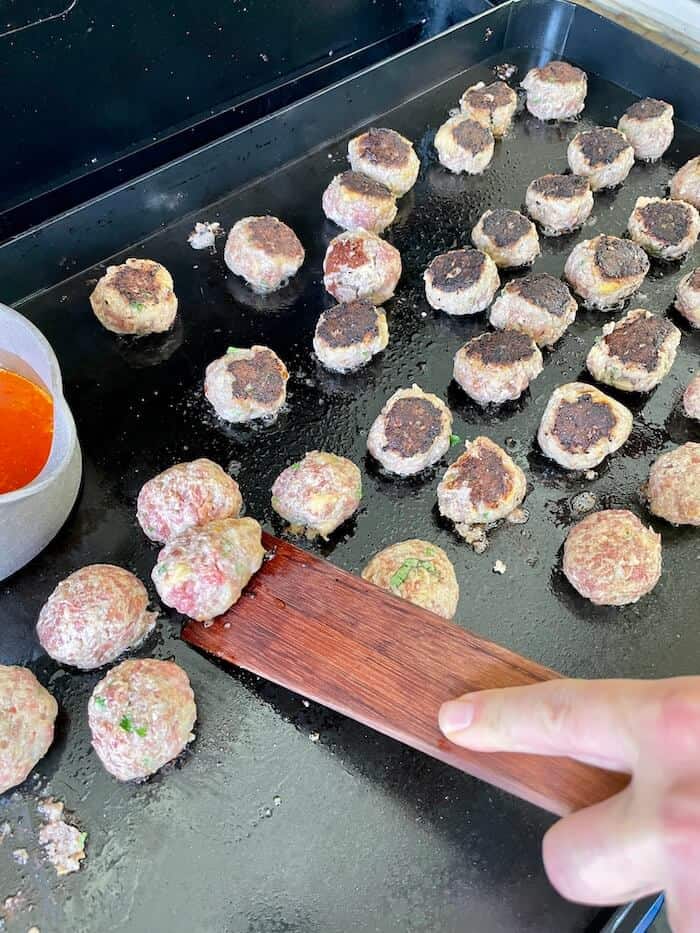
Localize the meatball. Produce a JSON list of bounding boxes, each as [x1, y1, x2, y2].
[[137, 459, 243, 543], [313, 300, 388, 373], [647, 443, 700, 526], [347, 127, 420, 197], [152, 517, 264, 621], [520, 61, 587, 121], [423, 248, 500, 316], [323, 230, 401, 305], [627, 196, 700, 260], [321, 172, 397, 234], [471, 209, 540, 268], [564, 235, 649, 310], [434, 115, 495, 174], [675, 267, 700, 327], [37, 565, 156, 670], [367, 384, 453, 476], [617, 98, 674, 162], [88, 659, 196, 782], [89, 258, 177, 336], [459, 80, 517, 137], [586, 308, 680, 393], [563, 510, 661, 606], [224, 216, 304, 294], [204, 345, 288, 423], [525, 174, 593, 236], [361, 540, 459, 619], [669, 156, 700, 209], [683, 374, 700, 420], [489, 272, 577, 348], [271, 451, 362, 538], [567, 127, 634, 191], [538, 382, 633, 470], [0, 666, 57, 795], [453, 331, 543, 405]]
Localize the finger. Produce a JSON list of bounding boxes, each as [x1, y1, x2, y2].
[[661, 779, 700, 933]]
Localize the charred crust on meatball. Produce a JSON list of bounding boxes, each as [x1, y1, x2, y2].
[[625, 98, 667, 120], [325, 237, 369, 271], [382, 398, 442, 457], [248, 217, 302, 258], [226, 353, 285, 403], [451, 119, 493, 154], [463, 81, 513, 111], [358, 128, 411, 167], [509, 273, 572, 317], [530, 174, 589, 199], [112, 264, 159, 302], [338, 171, 393, 199], [577, 128, 631, 166], [316, 301, 378, 347], [552, 395, 616, 452], [603, 314, 675, 369], [443, 446, 512, 506], [594, 237, 649, 280], [427, 250, 485, 291], [689, 268, 700, 289], [538, 61, 585, 83], [462, 331, 536, 365], [482, 210, 532, 247], [637, 200, 692, 244]]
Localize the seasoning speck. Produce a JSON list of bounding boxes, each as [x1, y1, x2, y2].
[[493, 560, 507, 575]]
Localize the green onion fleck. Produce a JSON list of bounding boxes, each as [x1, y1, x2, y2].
[[290, 462, 301, 471], [119, 715, 133, 732], [390, 558, 436, 589], [130, 301, 145, 312], [94, 696, 107, 709], [135, 725, 148, 737], [226, 346, 241, 355], [78, 832, 88, 847], [450, 434, 462, 447]]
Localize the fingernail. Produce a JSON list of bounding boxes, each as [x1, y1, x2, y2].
[[438, 699, 475, 735]]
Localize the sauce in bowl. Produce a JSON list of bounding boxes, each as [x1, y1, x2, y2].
[[0, 369, 54, 494]]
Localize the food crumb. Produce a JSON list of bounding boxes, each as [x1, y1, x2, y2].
[[493, 560, 507, 575], [571, 492, 597, 514], [202, 619, 214, 629], [37, 798, 63, 823], [28, 927, 40, 933], [2, 891, 26, 917], [38, 822, 86, 876], [506, 507, 529, 525], [584, 470, 597, 481], [494, 62, 517, 80], [309, 732, 320, 743], [0, 822, 10, 843], [302, 699, 310, 708], [273, 795, 282, 807], [12, 849, 29, 865], [187, 221, 222, 250]]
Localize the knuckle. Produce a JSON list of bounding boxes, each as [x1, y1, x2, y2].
[[653, 681, 700, 760], [540, 683, 580, 742]]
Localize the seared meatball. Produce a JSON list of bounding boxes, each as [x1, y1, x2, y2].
[[322, 172, 397, 234], [459, 80, 517, 137], [423, 248, 500, 316], [224, 216, 304, 294], [37, 565, 156, 670], [323, 230, 401, 305], [520, 61, 587, 121], [525, 174, 593, 236], [647, 443, 700, 526], [90, 258, 177, 336], [669, 156, 700, 209], [618, 98, 674, 162], [271, 451, 362, 538], [347, 128, 420, 196], [204, 345, 288, 423], [471, 209, 540, 268], [137, 459, 243, 543], [489, 273, 577, 348], [361, 540, 459, 619], [627, 196, 700, 260], [538, 382, 633, 470], [0, 666, 57, 795], [453, 331, 543, 405], [88, 659, 196, 782], [314, 300, 388, 373], [564, 235, 649, 310], [567, 127, 634, 191], [586, 308, 680, 393], [152, 517, 264, 621], [563, 510, 661, 606], [367, 384, 453, 476], [434, 115, 495, 175], [675, 267, 700, 327], [683, 374, 700, 420]]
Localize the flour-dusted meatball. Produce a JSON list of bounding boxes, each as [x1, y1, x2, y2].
[[538, 382, 633, 470], [204, 345, 288, 423], [669, 156, 700, 209], [347, 128, 420, 197], [563, 510, 661, 606], [434, 116, 494, 175], [323, 230, 401, 305], [675, 267, 700, 327], [90, 258, 177, 336], [271, 451, 362, 538], [322, 172, 397, 234], [137, 459, 243, 543], [453, 331, 543, 405], [525, 174, 593, 236], [313, 300, 388, 373], [490, 273, 577, 348], [683, 374, 700, 420], [367, 384, 453, 476], [472, 209, 540, 268], [459, 80, 517, 137], [0, 666, 57, 795], [224, 216, 304, 294], [37, 565, 156, 670], [647, 443, 700, 526], [567, 127, 634, 191], [361, 540, 459, 619], [618, 98, 674, 162], [152, 517, 264, 621], [88, 659, 196, 782], [520, 61, 587, 121], [627, 196, 700, 260], [586, 308, 680, 393], [423, 248, 500, 316], [564, 235, 649, 310]]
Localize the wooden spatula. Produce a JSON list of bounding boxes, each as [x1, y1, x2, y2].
[[183, 532, 628, 816]]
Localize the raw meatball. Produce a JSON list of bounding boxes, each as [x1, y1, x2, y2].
[[367, 384, 453, 476], [322, 172, 397, 234], [361, 540, 459, 619], [453, 331, 543, 405], [271, 451, 362, 538], [313, 300, 388, 372], [152, 517, 264, 621], [537, 382, 633, 470], [627, 196, 700, 260], [88, 659, 196, 781], [525, 174, 593, 236], [520, 61, 587, 121], [669, 156, 700, 209], [0, 666, 57, 795], [617, 98, 674, 162], [564, 235, 649, 310], [675, 267, 700, 327], [434, 116, 494, 174], [323, 230, 401, 305], [647, 443, 700, 526], [423, 248, 500, 316], [567, 127, 634, 191], [683, 374, 700, 419], [224, 216, 304, 294], [90, 258, 177, 336], [137, 459, 243, 543], [471, 209, 540, 268], [459, 80, 517, 137], [37, 565, 156, 670], [563, 510, 661, 606], [204, 345, 288, 423], [347, 128, 420, 196], [586, 308, 680, 392], [489, 272, 577, 348]]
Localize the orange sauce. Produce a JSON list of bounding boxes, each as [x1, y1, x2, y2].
[[0, 369, 54, 494]]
